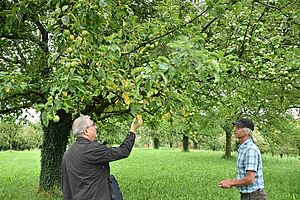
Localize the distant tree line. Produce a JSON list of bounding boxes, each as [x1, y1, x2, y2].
[[0, 121, 42, 151]]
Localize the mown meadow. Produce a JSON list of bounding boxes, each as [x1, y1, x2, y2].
[[0, 149, 299, 200]]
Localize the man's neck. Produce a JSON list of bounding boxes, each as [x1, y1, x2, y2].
[[239, 135, 250, 144], [78, 135, 92, 142]]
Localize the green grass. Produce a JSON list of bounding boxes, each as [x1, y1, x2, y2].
[[0, 149, 299, 200]]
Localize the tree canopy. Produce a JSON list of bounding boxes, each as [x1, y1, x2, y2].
[[1, 0, 299, 190]]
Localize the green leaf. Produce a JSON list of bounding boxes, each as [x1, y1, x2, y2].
[[131, 67, 145, 76], [130, 104, 137, 116], [145, 79, 152, 92], [62, 5, 68, 12], [41, 111, 49, 127], [75, 85, 86, 93], [35, 104, 45, 111], [61, 15, 69, 25], [158, 63, 169, 72], [71, 76, 84, 82]]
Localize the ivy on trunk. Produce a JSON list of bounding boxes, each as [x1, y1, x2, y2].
[[39, 110, 72, 190]]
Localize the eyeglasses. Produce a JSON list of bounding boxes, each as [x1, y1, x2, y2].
[[86, 123, 96, 129]]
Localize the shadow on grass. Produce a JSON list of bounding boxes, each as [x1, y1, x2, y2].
[[34, 187, 62, 199]]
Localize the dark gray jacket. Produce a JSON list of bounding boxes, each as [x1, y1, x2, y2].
[[61, 132, 136, 200]]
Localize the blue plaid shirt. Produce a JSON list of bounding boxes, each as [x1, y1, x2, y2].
[[236, 139, 264, 193]]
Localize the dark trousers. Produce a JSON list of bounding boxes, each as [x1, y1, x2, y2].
[[109, 175, 123, 200], [240, 189, 267, 200]]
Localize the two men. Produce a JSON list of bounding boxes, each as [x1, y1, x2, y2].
[[219, 118, 267, 200], [62, 116, 265, 200], [61, 115, 142, 200]]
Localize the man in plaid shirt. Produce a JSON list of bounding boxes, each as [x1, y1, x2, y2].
[[219, 118, 267, 200]]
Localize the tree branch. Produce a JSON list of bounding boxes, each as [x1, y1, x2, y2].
[[98, 109, 131, 120], [123, 1, 239, 57], [201, 0, 239, 33], [142, 107, 161, 116], [1, 90, 45, 103], [122, 8, 209, 56], [255, 0, 300, 25], [34, 20, 49, 53], [248, 7, 267, 45], [238, 0, 255, 58], [0, 101, 37, 115]]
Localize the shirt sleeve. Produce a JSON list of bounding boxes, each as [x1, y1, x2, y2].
[[86, 132, 136, 164], [245, 147, 259, 172]]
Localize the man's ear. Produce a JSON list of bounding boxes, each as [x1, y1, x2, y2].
[[83, 128, 88, 136]]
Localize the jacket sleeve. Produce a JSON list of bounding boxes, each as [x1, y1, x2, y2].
[[86, 132, 136, 164]]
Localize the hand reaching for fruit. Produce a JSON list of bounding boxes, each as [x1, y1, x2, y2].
[[130, 114, 143, 134]]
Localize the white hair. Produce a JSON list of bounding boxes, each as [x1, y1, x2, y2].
[[242, 127, 257, 144], [242, 127, 252, 135], [72, 115, 91, 137]]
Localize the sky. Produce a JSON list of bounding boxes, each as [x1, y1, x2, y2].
[[23, 108, 40, 123]]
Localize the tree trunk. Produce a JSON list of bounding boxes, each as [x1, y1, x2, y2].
[[169, 142, 173, 148], [39, 110, 72, 191], [9, 137, 12, 151], [153, 138, 160, 149], [224, 128, 232, 158], [225, 132, 231, 158], [183, 134, 189, 152], [192, 139, 198, 149], [9, 132, 14, 151]]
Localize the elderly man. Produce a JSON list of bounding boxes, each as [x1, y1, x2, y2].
[[61, 115, 142, 200], [219, 118, 267, 200]]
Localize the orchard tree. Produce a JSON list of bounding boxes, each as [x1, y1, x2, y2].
[[258, 116, 300, 156], [173, 0, 300, 157], [131, 0, 300, 157], [188, 72, 300, 157], [0, 0, 222, 190], [1, 0, 299, 190], [0, 119, 22, 151]]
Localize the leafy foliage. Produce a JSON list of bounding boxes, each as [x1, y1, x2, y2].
[[1, 0, 299, 190]]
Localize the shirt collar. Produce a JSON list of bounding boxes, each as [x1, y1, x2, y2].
[[76, 137, 91, 143], [239, 138, 252, 149]]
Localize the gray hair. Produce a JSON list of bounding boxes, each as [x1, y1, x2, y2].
[[72, 115, 91, 137], [242, 127, 257, 144]]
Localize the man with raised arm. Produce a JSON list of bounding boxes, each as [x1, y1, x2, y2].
[[61, 115, 142, 200]]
